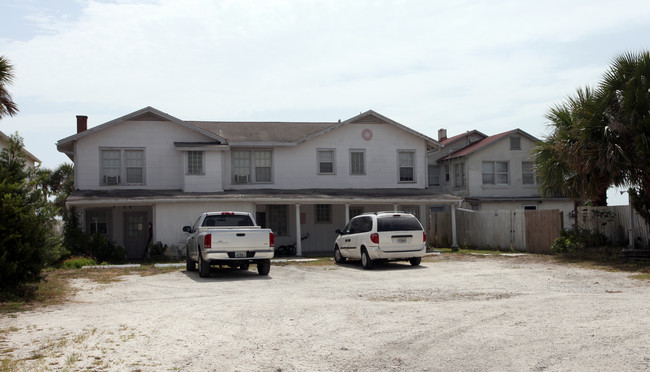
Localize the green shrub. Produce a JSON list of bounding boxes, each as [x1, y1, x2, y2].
[[552, 228, 617, 259], [62, 256, 98, 269], [147, 241, 168, 260], [89, 234, 126, 264]]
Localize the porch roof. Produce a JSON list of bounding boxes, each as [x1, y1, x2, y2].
[[66, 188, 462, 207]]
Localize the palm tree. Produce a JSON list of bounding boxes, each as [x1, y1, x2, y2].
[[599, 51, 650, 224], [0, 55, 19, 119]]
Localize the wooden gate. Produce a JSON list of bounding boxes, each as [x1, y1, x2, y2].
[[524, 210, 562, 254]]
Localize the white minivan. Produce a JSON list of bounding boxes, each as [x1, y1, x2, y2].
[[334, 212, 427, 269]]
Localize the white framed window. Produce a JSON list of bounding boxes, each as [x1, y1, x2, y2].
[[101, 148, 144, 186], [187, 151, 204, 175], [86, 208, 111, 236], [350, 149, 365, 175], [349, 207, 364, 219], [482, 161, 509, 185], [232, 150, 272, 183], [398, 150, 415, 182], [428, 165, 440, 186], [453, 162, 465, 187], [522, 161, 536, 185], [318, 149, 335, 174], [315, 204, 332, 223]]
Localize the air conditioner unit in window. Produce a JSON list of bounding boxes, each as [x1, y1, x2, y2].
[[234, 175, 249, 183], [104, 175, 120, 184]]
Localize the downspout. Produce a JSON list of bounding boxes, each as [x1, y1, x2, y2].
[[451, 202, 459, 251]]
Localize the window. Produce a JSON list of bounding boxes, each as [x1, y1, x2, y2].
[[428, 165, 440, 186], [482, 161, 509, 185], [315, 204, 332, 223], [445, 165, 450, 182], [524, 205, 537, 210], [398, 150, 415, 182], [187, 151, 204, 175], [349, 207, 364, 218], [350, 150, 365, 175], [522, 161, 536, 185], [86, 208, 110, 236], [232, 150, 273, 183], [268, 205, 287, 236], [318, 149, 335, 174], [101, 148, 144, 185], [510, 136, 521, 150], [453, 162, 465, 187]]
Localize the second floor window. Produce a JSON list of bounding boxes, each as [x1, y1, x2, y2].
[[350, 150, 365, 175], [522, 161, 536, 185], [482, 161, 509, 185], [187, 151, 204, 175], [318, 149, 335, 174], [454, 162, 465, 187], [398, 151, 415, 182], [428, 165, 440, 186], [101, 148, 144, 185], [232, 150, 272, 183]]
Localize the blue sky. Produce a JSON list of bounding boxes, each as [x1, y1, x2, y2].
[[2, 0, 649, 205]]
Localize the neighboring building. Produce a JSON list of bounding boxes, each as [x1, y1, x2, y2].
[[428, 128, 574, 226], [56, 107, 461, 259], [0, 130, 41, 167]]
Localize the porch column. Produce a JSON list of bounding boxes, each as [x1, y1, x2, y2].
[[345, 204, 350, 223], [295, 204, 302, 256], [451, 203, 459, 251], [393, 204, 399, 212]]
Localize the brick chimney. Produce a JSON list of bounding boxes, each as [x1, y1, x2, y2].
[[438, 128, 447, 141], [76, 115, 88, 133]]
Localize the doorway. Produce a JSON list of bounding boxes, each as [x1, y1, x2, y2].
[[124, 212, 148, 259]]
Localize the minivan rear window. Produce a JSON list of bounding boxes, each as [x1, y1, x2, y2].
[[377, 216, 423, 231]]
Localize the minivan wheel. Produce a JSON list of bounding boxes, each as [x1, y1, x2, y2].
[[361, 248, 374, 270], [334, 246, 346, 264], [409, 257, 422, 266]]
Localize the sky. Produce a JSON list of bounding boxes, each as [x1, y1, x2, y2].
[[2, 0, 649, 205]]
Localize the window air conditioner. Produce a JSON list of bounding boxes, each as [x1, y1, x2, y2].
[[104, 175, 120, 184], [234, 175, 249, 183]]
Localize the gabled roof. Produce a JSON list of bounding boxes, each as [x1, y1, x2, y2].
[[189, 110, 439, 148], [0, 130, 41, 165], [438, 128, 540, 162], [56, 107, 228, 159], [440, 129, 487, 146]]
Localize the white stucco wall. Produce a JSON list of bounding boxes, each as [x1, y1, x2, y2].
[[183, 151, 224, 192], [74, 120, 213, 190], [467, 135, 540, 198], [224, 122, 429, 190]]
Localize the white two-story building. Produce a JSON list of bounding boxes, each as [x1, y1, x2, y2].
[[57, 107, 461, 259], [428, 128, 574, 226]]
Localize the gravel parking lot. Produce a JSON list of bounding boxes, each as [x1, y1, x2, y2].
[[1, 255, 649, 371]]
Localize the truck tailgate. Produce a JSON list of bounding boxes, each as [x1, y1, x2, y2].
[[205, 228, 272, 251]]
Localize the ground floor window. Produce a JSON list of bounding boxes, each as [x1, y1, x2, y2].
[[315, 204, 331, 223], [268, 205, 288, 236], [86, 208, 111, 236]]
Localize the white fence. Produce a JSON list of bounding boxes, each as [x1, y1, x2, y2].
[[576, 206, 650, 248]]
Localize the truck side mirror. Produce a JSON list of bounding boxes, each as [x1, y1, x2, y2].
[[335, 229, 343, 235], [182, 226, 191, 233]]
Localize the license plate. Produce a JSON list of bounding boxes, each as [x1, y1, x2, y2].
[[235, 251, 246, 258], [398, 238, 407, 243]]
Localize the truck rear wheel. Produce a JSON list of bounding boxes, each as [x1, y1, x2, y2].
[[186, 247, 196, 271], [198, 252, 210, 278], [257, 260, 271, 276], [409, 257, 422, 266]]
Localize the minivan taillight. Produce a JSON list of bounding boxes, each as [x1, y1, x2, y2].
[[370, 233, 379, 244], [269, 232, 275, 248], [423, 231, 427, 242], [204, 234, 211, 249]]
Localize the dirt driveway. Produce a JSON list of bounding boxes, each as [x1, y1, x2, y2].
[[1, 255, 649, 371]]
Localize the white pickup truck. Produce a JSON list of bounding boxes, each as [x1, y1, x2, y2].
[[183, 212, 275, 277]]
